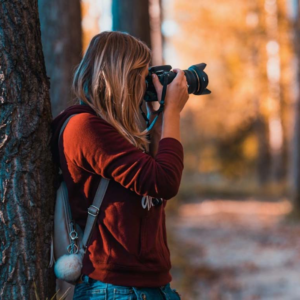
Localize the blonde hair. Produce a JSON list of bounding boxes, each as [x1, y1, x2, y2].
[[72, 31, 151, 151]]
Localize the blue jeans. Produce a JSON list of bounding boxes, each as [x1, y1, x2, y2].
[[73, 274, 182, 300]]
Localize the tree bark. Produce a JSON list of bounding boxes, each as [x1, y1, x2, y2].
[[112, 0, 152, 48], [0, 1, 56, 299], [38, 0, 83, 118]]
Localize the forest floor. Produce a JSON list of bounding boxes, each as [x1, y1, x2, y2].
[[167, 197, 300, 300]]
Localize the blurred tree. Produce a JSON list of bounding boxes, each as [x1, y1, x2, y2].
[[246, 0, 272, 185], [38, 0, 83, 118], [112, 0, 152, 48], [81, 0, 102, 52], [0, 0, 56, 299], [149, 0, 164, 65], [255, 115, 271, 184], [290, 0, 300, 211], [276, 0, 293, 183], [264, 0, 285, 182]]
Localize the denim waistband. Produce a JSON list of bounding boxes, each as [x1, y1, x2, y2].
[[80, 274, 169, 289]]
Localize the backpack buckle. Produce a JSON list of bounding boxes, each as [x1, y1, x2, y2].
[[88, 205, 99, 217]]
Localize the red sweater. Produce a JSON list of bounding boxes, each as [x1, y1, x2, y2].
[[50, 104, 184, 287]]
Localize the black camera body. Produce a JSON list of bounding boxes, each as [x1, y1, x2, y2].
[[144, 63, 211, 102]]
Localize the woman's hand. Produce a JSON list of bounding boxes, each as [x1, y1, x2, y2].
[[154, 68, 190, 142], [164, 68, 189, 114], [145, 99, 161, 115], [151, 69, 189, 115], [145, 74, 164, 134], [150, 73, 163, 102]]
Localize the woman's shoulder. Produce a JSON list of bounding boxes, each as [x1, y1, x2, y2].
[[66, 112, 117, 136], [62, 112, 129, 152], [70, 112, 109, 126]]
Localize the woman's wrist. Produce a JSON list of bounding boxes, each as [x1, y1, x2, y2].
[[163, 108, 181, 118], [161, 109, 181, 141], [150, 126, 162, 138]]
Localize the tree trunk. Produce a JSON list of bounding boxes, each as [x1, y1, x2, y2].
[[112, 0, 152, 48], [0, 1, 56, 299], [264, 0, 284, 183], [255, 115, 271, 185], [149, 0, 164, 65], [38, 0, 83, 118], [290, 0, 300, 212]]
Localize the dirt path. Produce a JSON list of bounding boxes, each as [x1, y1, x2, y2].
[[167, 199, 300, 300]]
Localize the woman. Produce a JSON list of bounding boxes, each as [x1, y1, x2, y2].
[[51, 31, 189, 300]]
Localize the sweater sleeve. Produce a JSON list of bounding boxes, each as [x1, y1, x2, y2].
[[63, 113, 184, 200]]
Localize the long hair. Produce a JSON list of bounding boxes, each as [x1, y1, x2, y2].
[[72, 31, 151, 151]]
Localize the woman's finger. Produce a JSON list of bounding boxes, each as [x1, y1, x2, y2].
[[152, 73, 163, 92], [172, 68, 185, 83]]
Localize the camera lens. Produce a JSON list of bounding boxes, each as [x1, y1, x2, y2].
[[185, 63, 211, 95]]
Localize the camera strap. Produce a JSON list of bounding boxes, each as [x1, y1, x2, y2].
[[138, 75, 168, 208], [140, 74, 168, 132]]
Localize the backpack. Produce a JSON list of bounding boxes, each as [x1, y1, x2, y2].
[[48, 114, 109, 299]]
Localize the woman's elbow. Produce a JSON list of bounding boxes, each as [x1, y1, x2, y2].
[[162, 189, 179, 200], [139, 165, 183, 199], [157, 179, 181, 200]]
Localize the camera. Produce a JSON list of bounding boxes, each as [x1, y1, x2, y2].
[[144, 63, 211, 102]]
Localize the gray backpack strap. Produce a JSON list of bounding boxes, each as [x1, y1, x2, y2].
[[58, 113, 110, 253], [82, 177, 110, 252]]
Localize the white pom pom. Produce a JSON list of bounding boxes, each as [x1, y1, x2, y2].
[[54, 249, 84, 282]]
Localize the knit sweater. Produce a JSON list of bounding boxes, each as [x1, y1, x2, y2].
[[50, 104, 184, 287]]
